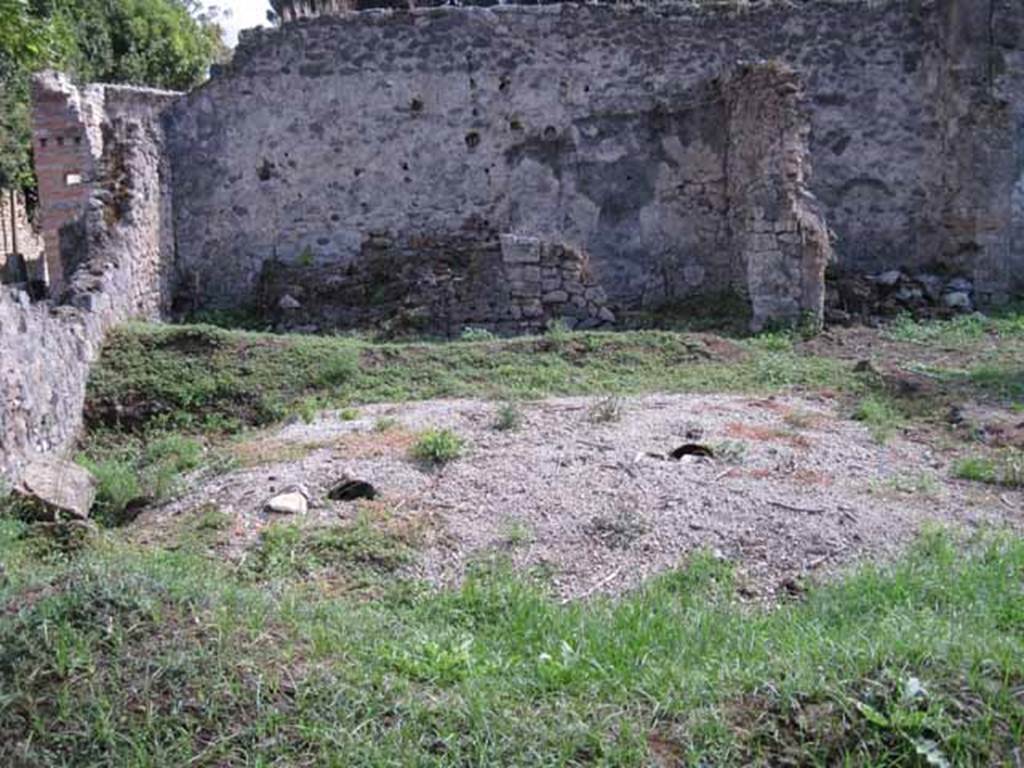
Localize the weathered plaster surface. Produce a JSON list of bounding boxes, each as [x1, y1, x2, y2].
[[166, 0, 1022, 323]]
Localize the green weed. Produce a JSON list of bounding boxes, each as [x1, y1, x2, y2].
[[493, 402, 523, 432], [954, 451, 1024, 488], [460, 327, 497, 342], [854, 394, 902, 443], [77, 433, 206, 526], [410, 429, 465, 465], [374, 416, 400, 433], [76, 457, 141, 526]]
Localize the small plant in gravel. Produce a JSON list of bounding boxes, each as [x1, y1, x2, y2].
[[589, 396, 624, 424], [853, 394, 901, 443], [872, 472, 942, 497], [493, 402, 524, 432], [954, 451, 1024, 488], [411, 429, 465, 465], [500, 518, 534, 548], [783, 409, 818, 430], [293, 397, 319, 424], [374, 416, 400, 433], [339, 407, 360, 421]]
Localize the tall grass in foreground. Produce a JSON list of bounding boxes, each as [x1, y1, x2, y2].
[[0, 523, 1021, 765]]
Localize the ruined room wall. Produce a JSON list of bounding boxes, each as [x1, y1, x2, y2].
[[31, 73, 178, 297], [0, 75, 176, 483], [167, 0, 1018, 323]]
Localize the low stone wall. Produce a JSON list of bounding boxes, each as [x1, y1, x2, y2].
[[0, 74, 175, 484], [255, 230, 615, 336]]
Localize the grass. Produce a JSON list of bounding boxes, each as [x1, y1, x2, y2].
[[954, 450, 1024, 488], [410, 429, 466, 465], [84, 323, 856, 437], [0, 524, 1022, 765], [853, 394, 902, 443], [886, 308, 1024, 347], [77, 433, 207, 526], [246, 517, 412, 583]]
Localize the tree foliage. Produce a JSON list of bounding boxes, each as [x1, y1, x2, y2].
[[0, 0, 226, 188]]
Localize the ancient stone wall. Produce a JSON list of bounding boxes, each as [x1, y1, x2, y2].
[[31, 74, 178, 297], [934, 0, 1024, 303], [0, 74, 175, 483], [166, 0, 1022, 329], [256, 230, 616, 335], [723, 64, 831, 331]]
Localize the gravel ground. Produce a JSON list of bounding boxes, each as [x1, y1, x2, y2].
[[140, 393, 1023, 600]]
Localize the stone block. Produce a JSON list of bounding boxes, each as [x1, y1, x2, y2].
[[500, 234, 542, 265], [14, 457, 96, 521]]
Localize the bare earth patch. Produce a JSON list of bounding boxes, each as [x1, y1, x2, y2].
[[138, 394, 1023, 600]]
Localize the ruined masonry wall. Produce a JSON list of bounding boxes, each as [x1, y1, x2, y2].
[[168, 0, 1024, 322], [0, 74, 176, 483]]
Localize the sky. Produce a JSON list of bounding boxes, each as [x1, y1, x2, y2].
[[218, 1, 270, 46]]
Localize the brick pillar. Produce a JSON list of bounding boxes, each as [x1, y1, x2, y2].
[[31, 71, 104, 295]]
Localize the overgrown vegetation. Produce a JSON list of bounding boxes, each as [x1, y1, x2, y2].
[[6, 310, 1024, 763], [886, 308, 1024, 347], [0, 524, 1021, 765], [77, 432, 206, 525], [83, 317, 1024, 446]]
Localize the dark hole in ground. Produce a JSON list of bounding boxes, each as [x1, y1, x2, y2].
[[669, 444, 715, 460], [328, 477, 379, 502]]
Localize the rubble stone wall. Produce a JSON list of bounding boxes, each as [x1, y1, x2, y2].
[[255, 230, 617, 335], [167, 0, 1023, 326], [0, 74, 175, 483]]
